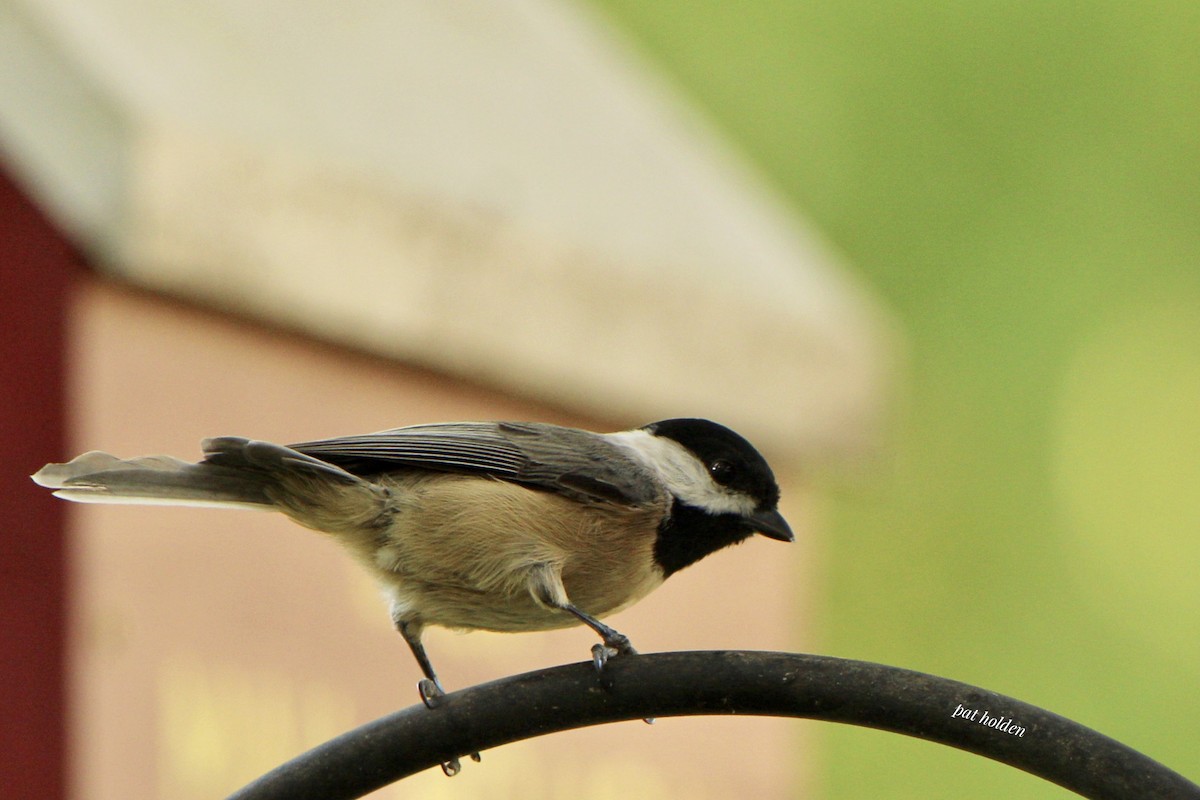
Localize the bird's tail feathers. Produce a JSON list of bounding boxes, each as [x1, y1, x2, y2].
[[32, 449, 275, 509], [33, 436, 373, 528]]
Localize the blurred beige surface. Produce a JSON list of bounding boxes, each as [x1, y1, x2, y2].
[[2, 0, 893, 462], [69, 281, 815, 799]]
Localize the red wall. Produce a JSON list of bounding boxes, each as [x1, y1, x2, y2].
[[0, 169, 78, 800]]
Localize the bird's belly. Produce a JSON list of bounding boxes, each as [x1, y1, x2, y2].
[[389, 572, 665, 633], [381, 549, 666, 633], [369, 475, 667, 632]]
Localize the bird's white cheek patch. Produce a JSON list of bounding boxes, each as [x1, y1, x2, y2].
[[606, 430, 756, 516]]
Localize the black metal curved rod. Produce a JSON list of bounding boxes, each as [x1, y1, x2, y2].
[[226, 651, 1199, 800]]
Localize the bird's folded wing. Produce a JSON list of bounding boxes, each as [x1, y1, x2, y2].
[[288, 421, 663, 507]]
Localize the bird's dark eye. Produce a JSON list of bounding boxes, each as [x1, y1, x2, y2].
[[709, 459, 736, 485]]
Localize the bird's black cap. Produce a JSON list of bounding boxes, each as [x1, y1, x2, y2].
[[644, 418, 782, 511]]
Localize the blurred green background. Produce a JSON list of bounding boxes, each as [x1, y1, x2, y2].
[[587, 1, 1200, 797]]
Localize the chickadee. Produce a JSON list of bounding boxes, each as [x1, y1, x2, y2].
[[33, 418, 791, 699]]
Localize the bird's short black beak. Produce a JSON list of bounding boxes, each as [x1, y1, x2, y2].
[[749, 508, 794, 542]]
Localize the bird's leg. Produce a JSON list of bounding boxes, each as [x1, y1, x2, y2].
[[560, 603, 638, 672], [396, 619, 447, 709], [553, 601, 652, 722], [395, 619, 481, 775], [526, 563, 639, 672]]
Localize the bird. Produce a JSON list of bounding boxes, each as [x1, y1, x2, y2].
[[33, 418, 791, 725]]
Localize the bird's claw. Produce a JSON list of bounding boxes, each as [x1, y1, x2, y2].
[[591, 643, 617, 672], [609, 633, 636, 656], [418, 678, 446, 709], [437, 751, 481, 777]]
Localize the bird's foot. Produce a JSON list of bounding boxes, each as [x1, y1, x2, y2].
[[417, 679, 482, 775], [589, 639, 653, 722], [590, 633, 637, 672], [417, 679, 467, 775]]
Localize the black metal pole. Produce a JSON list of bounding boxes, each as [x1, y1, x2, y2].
[[226, 651, 1199, 800]]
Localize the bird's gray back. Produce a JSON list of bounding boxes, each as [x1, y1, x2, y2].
[[288, 421, 664, 507]]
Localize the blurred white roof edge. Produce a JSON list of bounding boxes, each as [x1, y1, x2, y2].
[[1, 0, 898, 462]]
